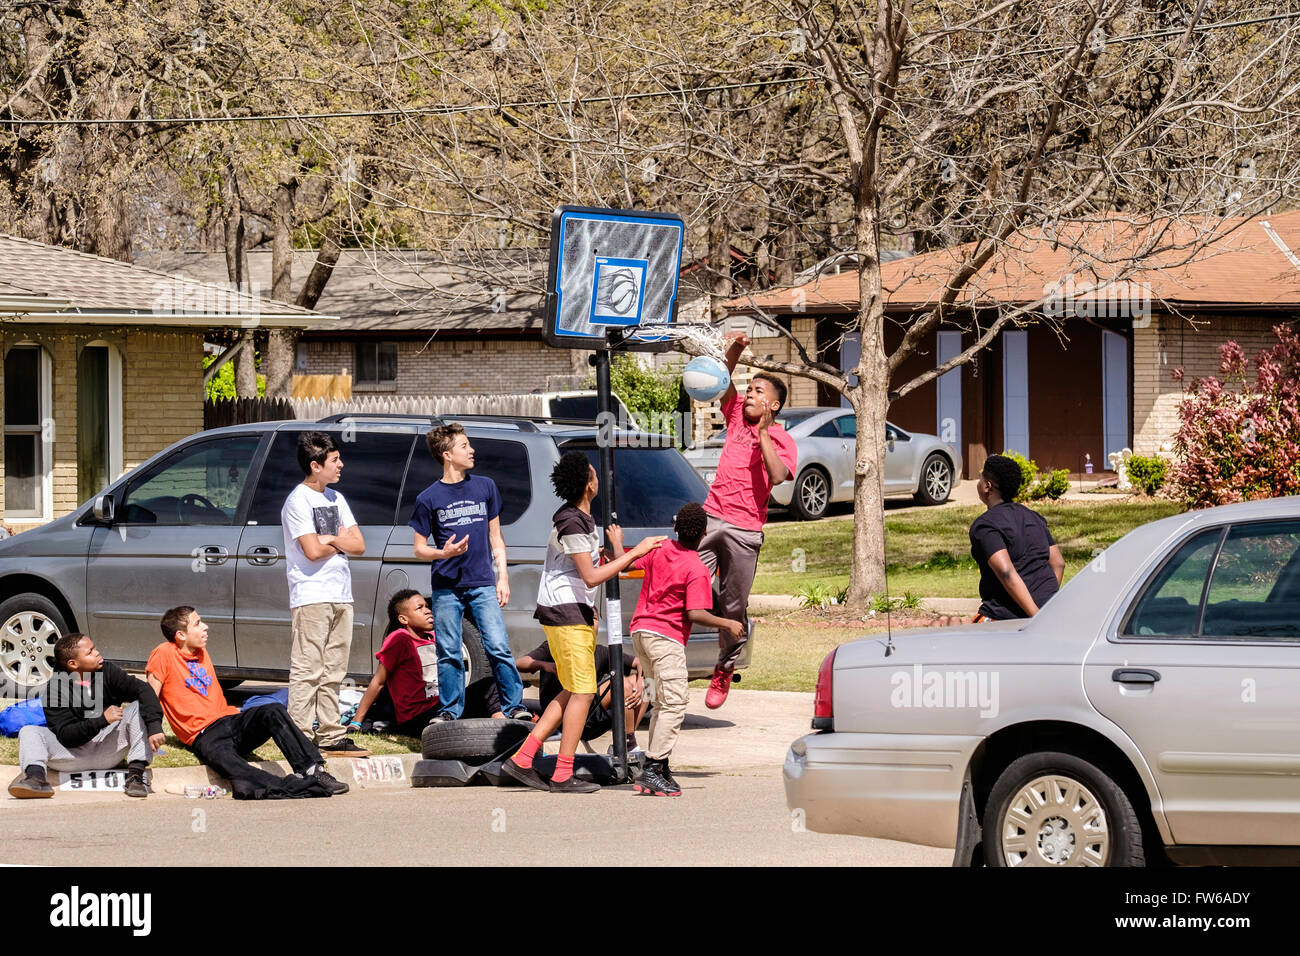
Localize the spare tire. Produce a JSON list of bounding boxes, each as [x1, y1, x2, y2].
[[421, 718, 533, 761]]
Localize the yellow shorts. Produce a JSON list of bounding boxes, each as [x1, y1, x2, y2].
[[543, 624, 598, 695]]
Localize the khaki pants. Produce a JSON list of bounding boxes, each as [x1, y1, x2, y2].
[[289, 602, 353, 746], [632, 630, 688, 761]]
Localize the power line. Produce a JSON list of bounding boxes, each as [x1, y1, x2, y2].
[[3, 10, 1297, 128]]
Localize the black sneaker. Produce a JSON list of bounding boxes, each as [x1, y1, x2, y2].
[[313, 769, 350, 795], [507, 707, 534, 721], [319, 738, 371, 758], [501, 759, 550, 792], [660, 760, 681, 793], [549, 774, 600, 794], [123, 768, 149, 798], [430, 712, 455, 724], [8, 767, 53, 799], [634, 758, 681, 797]]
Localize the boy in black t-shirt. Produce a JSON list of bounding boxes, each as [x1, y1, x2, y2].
[[969, 455, 1065, 620]]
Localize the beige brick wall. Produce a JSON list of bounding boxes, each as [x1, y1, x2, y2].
[[2, 327, 205, 529], [302, 337, 578, 395], [1133, 314, 1287, 456]]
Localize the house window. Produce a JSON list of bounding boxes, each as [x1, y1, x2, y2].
[[77, 342, 123, 504], [354, 342, 398, 385], [4, 345, 52, 520]]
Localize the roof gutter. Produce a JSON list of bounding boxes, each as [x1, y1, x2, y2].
[[0, 311, 335, 328]]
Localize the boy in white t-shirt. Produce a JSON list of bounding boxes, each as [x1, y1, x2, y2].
[[280, 431, 370, 757]]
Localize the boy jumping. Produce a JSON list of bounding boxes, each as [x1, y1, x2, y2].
[[502, 451, 664, 794], [8, 633, 163, 799], [147, 606, 348, 798], [630, 502, 745, 796]]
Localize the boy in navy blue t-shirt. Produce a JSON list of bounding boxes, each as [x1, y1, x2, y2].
[[409, 424, 527, 721]]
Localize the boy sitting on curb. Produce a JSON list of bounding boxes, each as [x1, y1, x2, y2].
[[348, 589, 508, 736], [8, 633, 164, 799], [631, 502, 745, 796], [146, 606, 347, 799]]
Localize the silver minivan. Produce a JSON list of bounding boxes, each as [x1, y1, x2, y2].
[[0, 415, 744, 693]]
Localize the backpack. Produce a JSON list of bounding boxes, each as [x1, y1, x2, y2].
[[0, 698, 46, 737]]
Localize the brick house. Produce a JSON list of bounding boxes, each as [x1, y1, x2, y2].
[[728, 213, 1300, 478], [1, 235, 324, 529]]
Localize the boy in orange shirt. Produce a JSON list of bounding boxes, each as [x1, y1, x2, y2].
[[146, 606, 348, 798]]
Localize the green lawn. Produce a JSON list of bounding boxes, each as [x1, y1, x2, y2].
[[754, 499, 1186, 599]]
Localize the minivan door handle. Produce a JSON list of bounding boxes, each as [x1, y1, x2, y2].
[[1112, 668, 1161, 685], [199, 545, 229, 566], [246, 545, 280, 566]]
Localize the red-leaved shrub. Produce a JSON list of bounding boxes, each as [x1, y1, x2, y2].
[[1169, 324, 1300, 508]]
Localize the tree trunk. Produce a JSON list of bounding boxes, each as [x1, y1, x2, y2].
[[264, 178, 299, 399], [234, 337, 258, 398], [847, 179, 888, 604]]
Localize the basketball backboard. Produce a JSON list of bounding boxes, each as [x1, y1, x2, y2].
[[543, 206, 685, 351]]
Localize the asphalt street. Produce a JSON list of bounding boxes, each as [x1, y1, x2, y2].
[[0, 688, 949, 866]]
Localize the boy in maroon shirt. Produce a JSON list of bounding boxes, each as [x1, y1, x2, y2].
[[349, 589, 505, 735], [630, 502, 744, 795], [699, 332, 798, 709]]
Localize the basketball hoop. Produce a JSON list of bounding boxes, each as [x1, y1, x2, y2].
[[615, 321, 728, 359]]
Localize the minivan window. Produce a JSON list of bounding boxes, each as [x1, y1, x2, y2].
[[121, 436, 262, 525], [399, 436, 532, 526], [247, 431, 415, 526], [576, 446, 711, 527]]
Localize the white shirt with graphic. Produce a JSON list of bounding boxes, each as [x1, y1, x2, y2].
[[281, 483, 357, 608]]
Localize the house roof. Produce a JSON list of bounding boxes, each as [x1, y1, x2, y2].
[[727, 210, 1300, 316], [0, 234, 329, 328], [136, 248, 550, 335]]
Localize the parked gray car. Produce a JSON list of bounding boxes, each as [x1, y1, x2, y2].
[[683, 407, 961, 520], [0, 415, 745, 694], [785, 496, 1300, 866]]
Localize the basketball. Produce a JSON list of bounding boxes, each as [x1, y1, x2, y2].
[[682, 355, 731, 402]]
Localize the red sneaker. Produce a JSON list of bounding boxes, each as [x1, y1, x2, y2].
[[705, 667, 734, 709]]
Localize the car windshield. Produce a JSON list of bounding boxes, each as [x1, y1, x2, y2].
[[569, 445, 711, 527]]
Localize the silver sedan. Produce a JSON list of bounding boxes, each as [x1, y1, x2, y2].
[[784, 496, 1300, 866], [682, 407, 962, 520]]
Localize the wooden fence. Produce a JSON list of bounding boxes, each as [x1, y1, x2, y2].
[[205, 393, 549, 429]]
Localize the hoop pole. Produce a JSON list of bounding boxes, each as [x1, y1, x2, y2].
[[596, 334, 629, 783]]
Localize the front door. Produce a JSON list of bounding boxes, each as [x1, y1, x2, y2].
[[1083, 519, 1300, 845], [86, 434, 263, 668]]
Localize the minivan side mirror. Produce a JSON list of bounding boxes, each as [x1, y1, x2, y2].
[[92, 493, 116, 525]]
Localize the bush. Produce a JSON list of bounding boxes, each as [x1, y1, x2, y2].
[[1169, 325, 1300, 508], [1125, 455, 1167, 496], [1028, 468, 1070, 500], [591, 354, 682, 438], [203, 354, 265, 401], [998, 449, 1038, 502]]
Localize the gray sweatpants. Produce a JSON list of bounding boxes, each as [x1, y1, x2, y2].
[[17, 701, 152, 772], [697, 513, 764, 670]]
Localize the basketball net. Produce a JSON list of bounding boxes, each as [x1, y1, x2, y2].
[[617, 321, 728, 359]]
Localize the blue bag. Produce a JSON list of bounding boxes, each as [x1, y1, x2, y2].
[[240, 688, 290, 712], [0, 698, 46, 737]]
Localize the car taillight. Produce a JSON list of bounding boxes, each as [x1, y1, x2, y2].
[[812, 649, 835, 730]]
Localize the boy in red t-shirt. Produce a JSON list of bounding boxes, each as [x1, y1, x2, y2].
[[146, 606, 348, 798], [630, 502, 744, 796], [348, 589, 506, 736]]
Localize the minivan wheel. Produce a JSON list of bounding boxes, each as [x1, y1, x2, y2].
[[913, 454, 953, 506], [0, 594, 68, 693], [790, 468, 830, 521], [983, 751, 1145, 867]]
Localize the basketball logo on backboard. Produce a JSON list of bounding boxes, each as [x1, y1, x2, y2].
[[590, 257, 647, 325]]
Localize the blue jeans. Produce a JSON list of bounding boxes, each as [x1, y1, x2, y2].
[[431, 586, 524, 718]]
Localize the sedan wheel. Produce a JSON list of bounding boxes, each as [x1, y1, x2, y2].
[[790, 468, 830, 521], [914, 454, 953, 506], [0, 594, 67, 692], [983, 751, 1145, 867]]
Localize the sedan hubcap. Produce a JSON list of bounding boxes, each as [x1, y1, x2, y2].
[[925, 461, 951, 500], [800, 473, 828, 515], [1001, 774, 1109, 866], [0, 611, 61, 688]]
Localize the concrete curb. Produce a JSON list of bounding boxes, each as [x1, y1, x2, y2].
[[1, 752, 424, 797]]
